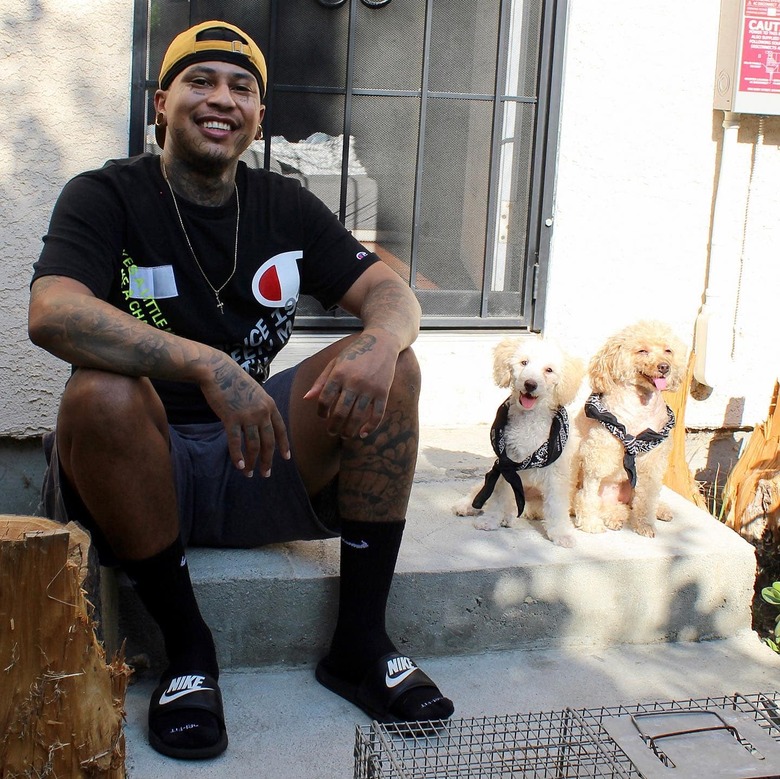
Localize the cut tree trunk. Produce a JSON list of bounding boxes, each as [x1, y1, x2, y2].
[[723, 381, 780, 541], [0, 516, 131, 778], [663, 352, 708, 510]]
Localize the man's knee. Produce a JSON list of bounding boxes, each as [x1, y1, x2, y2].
[[391, 347, 421, 401], [59, 369, 166, 435]]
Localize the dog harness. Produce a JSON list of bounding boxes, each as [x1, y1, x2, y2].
[[584, 392, 675, 487], [472, 398, 569, 517]]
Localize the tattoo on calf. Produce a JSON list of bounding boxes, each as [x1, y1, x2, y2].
[[338, 409, 418, 521]]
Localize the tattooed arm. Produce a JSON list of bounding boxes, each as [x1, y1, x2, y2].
[[304, 261, 421, 438], [28, 275, 289, 476]]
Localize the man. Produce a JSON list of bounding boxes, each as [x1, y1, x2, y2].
[[28, 21, 453, 761]]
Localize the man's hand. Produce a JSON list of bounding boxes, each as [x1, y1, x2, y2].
[[303, 332, 398, 439], [198, 354, 290, 477], [304, 261, 421, 439]]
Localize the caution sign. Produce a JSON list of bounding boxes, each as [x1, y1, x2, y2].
[[740, 0, 780, 93]]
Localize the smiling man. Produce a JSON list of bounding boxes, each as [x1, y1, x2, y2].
[[28, 21, 453, 762]]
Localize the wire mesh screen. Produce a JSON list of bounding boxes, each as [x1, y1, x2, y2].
[[137, 0, 561, 327], [354, 692, 780, 779], [351, 0, 425, 93], [416, 96, 493, 316]]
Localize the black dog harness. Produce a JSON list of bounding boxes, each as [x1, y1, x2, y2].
[[472, 397, 569, 517], [584, 392, 675, 487]]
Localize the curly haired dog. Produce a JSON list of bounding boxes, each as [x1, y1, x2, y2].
[[571, 321, 687, 538], [453, 336, 584, 547]]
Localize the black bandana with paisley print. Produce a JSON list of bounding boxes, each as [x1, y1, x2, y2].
[[472, 397, 569, 517], [584, 392, 675, 487]]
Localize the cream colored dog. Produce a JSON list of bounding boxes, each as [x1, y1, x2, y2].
[[571, 321, 687, 538], [453, 336, 584, 547]]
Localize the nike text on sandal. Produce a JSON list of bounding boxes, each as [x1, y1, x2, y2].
[[315, 652, 454, 725], [148, 672, 228, 760]]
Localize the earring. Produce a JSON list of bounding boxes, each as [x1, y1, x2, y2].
[[155, 112, 166, 128], [256, 125, 264, 141]]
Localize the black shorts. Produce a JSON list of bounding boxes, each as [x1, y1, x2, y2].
[[39, 365, 340, 565]]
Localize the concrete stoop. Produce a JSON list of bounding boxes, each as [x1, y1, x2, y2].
[[113, 426, 758, 674]]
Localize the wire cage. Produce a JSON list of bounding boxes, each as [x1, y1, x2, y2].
[[354, 692, 780, 779]]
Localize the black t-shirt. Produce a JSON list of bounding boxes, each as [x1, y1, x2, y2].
[[32, 154, 379, 423]]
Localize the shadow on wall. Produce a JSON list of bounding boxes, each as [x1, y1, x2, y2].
[[0, 441, 47, 516], [692, 396, 749, 511]]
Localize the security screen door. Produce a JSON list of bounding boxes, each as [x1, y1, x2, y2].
[[130, 0, 565, 329]]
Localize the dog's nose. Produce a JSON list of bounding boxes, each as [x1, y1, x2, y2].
[[658, 362, 670, 375], [524, 379, 538, 394]]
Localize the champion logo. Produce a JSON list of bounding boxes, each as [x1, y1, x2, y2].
[[251, 250, 302, 307], [356, 251, 368, 260], [158, 675, 213, 705], [385, 656, 418, 688]]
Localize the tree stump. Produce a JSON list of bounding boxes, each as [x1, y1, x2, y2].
[[0, 516, 131, 777], [723, 380, 780, 541]]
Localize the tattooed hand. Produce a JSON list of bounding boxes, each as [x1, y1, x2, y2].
[[199, 353, 290, 477], [303, 331, 399, 439]]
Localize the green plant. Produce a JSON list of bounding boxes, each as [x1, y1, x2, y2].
[[760, 581, 780, 652]]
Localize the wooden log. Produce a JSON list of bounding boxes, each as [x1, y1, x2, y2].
[[723, 381, 780, 541], [663, 352, 708, 510], [0, 516, 131, 777]]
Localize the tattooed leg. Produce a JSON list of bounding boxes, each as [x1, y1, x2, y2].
[[288, 337, 420, 520], [292, 340, 451, 722]]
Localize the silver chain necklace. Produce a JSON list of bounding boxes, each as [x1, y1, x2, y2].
[[160, 157, 239, 314]]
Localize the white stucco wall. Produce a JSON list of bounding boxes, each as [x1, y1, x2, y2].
[[1, 0, 777, 441], [1, 1, 133, 436]]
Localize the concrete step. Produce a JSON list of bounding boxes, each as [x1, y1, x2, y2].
[[113, 426, 757, 672]]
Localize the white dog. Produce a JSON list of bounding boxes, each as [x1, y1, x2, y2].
[[453, 336, 584, 547]]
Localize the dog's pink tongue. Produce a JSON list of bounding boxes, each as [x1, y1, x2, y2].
[[653, 377, 668, 390], [520, 394, 537, 409]]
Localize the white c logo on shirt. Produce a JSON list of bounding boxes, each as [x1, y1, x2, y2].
[[251, 251, 302, 307]]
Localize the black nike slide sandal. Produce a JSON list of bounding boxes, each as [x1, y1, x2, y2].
[[315, 651, 453, 724], [148, 672, 228, 760]]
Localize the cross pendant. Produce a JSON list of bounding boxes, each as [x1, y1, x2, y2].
[[216, 295, 225, 314]]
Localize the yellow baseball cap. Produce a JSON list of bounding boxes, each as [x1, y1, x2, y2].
[[156, 21, 267, 147], [159, 20, 267, 93]]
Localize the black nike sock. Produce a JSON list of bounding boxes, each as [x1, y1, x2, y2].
[[122, 537, 221, 752], [325, 519, 454, 722], [326, 518, 403, 679], [121, 535, 218, 680]]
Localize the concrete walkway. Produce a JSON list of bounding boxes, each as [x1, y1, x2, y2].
[[123, 634, 780, 778]]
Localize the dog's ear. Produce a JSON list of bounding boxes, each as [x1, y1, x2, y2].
[[492, 339, 518, 388], [555, 354, 586, 407], [588, 336, 626, 394]]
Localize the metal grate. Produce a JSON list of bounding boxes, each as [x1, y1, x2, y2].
[[354, 692, 780, 779]]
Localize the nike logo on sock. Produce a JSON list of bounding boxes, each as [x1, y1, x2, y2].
[[385, 656, 418, 688], [158, 674, 213, 705], [342, 538, 369, 549]]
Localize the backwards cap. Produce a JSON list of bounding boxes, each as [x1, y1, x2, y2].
[[159, 20, 267, 93], [156, 21, 266, 148]]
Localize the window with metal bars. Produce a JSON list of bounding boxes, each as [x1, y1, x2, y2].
[[130, 0, 565, 329]]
